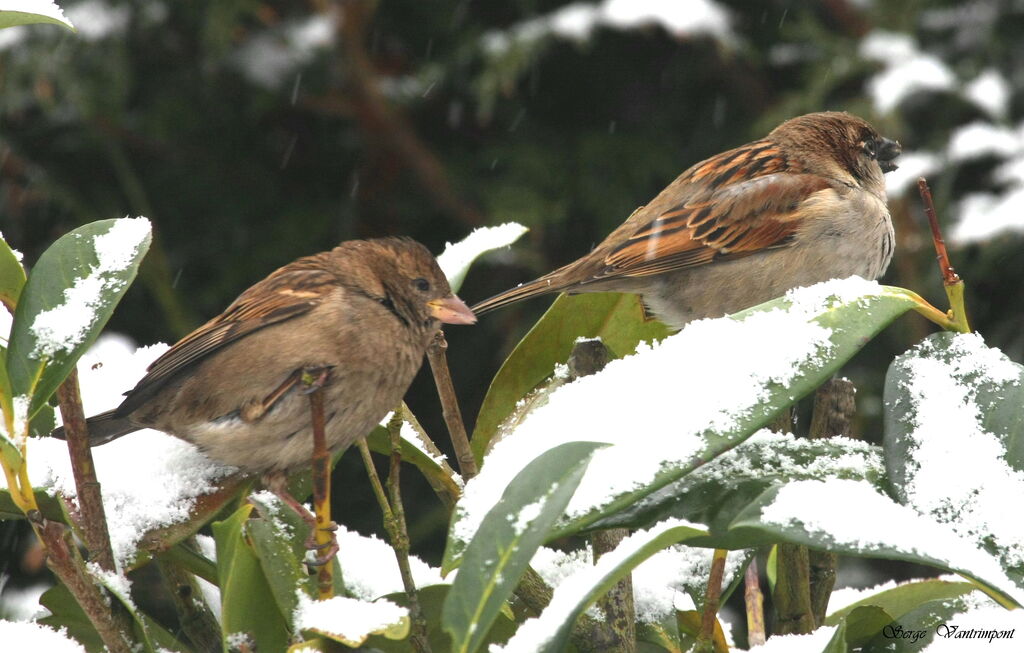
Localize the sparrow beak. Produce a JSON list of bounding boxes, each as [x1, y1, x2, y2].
[[427, 295, 477, 325], [877, 137, 901, 173]]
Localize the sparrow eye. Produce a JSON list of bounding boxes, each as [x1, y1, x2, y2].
[[862, 139, 877, 159], [412, 277, 431, 292]]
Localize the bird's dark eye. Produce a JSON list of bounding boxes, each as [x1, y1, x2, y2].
[[413, 278, 431, 292], [862, 139, 877, 159]]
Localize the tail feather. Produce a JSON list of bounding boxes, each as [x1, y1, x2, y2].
[[50, 409, 140, 446], [471, 273, 570, 314]]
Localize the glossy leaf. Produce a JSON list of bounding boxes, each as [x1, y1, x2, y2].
[[7, 218, 151, 421], [213, 503, 291, 651], [0, 233, 25, 312], [441, 441, 606, 653], [826, 578, 976, 626], [727, 483, 1021, 609], [860, 595, 975, 652], [0, 6, 75, 30], [471, 292, 669, 458]]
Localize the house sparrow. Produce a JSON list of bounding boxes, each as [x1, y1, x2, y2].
[[53, 238, 476, 479], [472, 112, 901, 328]]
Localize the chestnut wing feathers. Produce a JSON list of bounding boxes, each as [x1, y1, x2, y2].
[[115, 259, 337, 416], [598, 142, 832, 280]]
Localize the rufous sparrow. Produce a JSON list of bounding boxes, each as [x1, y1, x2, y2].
[[53, 238, 476, 478], [472, 111, 900, 328]]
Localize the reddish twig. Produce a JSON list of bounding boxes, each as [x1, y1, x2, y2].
[[744, 561, 766, 647], [917, 178, 959, 286], [426, 331, 478, 479]]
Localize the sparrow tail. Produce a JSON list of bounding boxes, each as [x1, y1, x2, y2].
[[470, 272, 570, 314], [50, 409, 140, 446]]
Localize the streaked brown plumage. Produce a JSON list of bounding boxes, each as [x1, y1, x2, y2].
[[473, 112, 901, 328], [53, 237, 475, 475]]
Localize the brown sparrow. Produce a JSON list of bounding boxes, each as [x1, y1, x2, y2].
[[472, 112, 901, 328], [53, 238, 476, 478]]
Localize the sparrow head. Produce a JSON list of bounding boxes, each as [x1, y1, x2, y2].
[[770, 111, 901, 193], [330, 238, 476, 331]]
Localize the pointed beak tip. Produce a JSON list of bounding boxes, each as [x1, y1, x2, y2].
[[428, 296, 477, 326]]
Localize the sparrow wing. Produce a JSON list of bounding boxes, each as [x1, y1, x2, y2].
[[116, 256, 337, 415], [598, 141, 834, 279]]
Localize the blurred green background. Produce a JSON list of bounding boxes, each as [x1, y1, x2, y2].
[[3, 0, 1023, 628]]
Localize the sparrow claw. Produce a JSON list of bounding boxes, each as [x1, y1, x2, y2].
[[299, 366, 334, 394], [304, 524, 340, 566]]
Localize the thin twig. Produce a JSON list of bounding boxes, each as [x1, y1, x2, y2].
[[696, 549, 729, 652], [32, 515, 135, 653], [306, 379, 334, 599], [56, 368, 116, 572], [918, 178, 971, 333], [744, 560, 766, 647], [917, 178, 959, 286], [426, 331, 478, 479], [386, 410, 432, 653]]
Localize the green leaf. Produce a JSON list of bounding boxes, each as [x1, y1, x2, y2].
[[0, 7, 75, 31], [246, 496, 317, 629], [0, 487, 64, 521], [860, 595, 975, 652], [38, 583, 104, 651], [0, 233, 25, 312], [728, 481, 1021, 609], [821, 617, 850, 653], [825, 578, 976, 626], [441, 441, 607, 653], [832, 605, 893, 649], [7, 218, 151, 421], [213, 503, 291, 651], [506, 519, 708, 653], [471, 292, 669, 459], [367, 585, 518, 652]]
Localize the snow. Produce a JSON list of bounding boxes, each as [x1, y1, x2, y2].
[[233, 14, 335, 89], [332, 524, 446, 601], [0, 0, 73, 29], [758, 478, 1024, 605], [964, 69, 1011, 119], [895, 333, 1024, 571], [747, 626, 837, 652], [860, 30, 955, 114], [30, 217, 150, 360], [0, 620, 86, 652], [64, 0, 127, 40], [193, 534, 222, 623], [481, 0, 732, 56], [885, 151, 940, 197], [0, 584, 49, 621], [436, 222, 529, 293], [453, 278, 882, 551], [947, 122, 1019, 162], [0, 335, 237, 569], [494, 519, 703, 652], [293, 592, 408, 644]]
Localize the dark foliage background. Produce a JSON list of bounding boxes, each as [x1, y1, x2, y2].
[[2, 0, 1022, 629]]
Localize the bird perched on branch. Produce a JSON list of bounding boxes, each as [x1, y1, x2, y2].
[[53, 237, 475, 490], [473, 111, 901, 328]]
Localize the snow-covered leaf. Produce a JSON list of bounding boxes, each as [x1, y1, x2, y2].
[[472, 292, 670, 459], [7, 218, 151, 421], [213, 504, 291, 652], [436, 222, 528, 293], [581, 431, 884, 539], [0, 1, 74, 31], [441, 441, 606, 653], [884, 332, 1024, 587], [455, 281, 926, 561], [496, 519, 707, 653], [295, 593, 409, 647], [729, 479, 1022, 609]]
